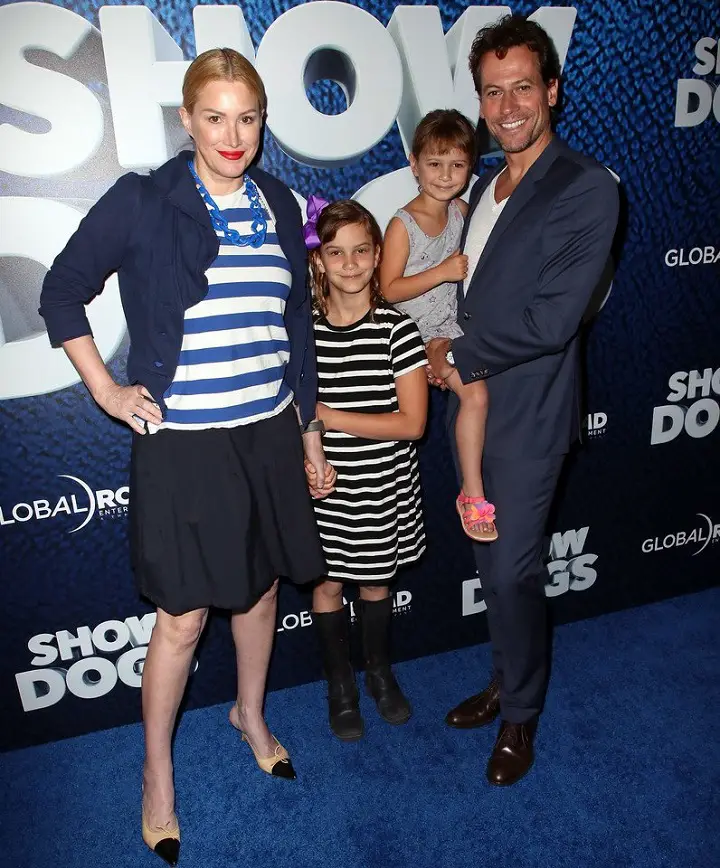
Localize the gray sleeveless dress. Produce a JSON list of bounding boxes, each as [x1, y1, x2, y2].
[[392, 200, 464, 341]]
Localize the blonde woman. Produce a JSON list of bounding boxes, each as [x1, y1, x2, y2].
[[40, 49, 334, 865]]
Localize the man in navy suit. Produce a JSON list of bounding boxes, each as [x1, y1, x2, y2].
[[426, 15, 619, 786]]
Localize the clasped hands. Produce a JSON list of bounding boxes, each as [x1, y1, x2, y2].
[[424, 337, 455, 390], [302, 402, 337, 499]]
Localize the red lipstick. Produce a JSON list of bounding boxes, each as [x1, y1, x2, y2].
[[218, 150, 244, 161]]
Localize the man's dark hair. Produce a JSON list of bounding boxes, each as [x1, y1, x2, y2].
[[468, 15, 561, 93]]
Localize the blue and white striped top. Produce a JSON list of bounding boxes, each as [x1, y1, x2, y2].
[[151, 185, 294, 432]]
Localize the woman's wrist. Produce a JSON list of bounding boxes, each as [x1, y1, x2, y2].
[[302, 429, 325, 458], [302, 419, 326, 435], [90, 376, 118, 402]]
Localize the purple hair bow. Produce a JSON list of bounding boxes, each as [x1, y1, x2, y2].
[[303, 194, 330, 250]]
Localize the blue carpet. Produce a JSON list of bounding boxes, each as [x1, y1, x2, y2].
[[1, 590, 718, 868]]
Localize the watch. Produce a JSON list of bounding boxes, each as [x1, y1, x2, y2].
[[302, 419, 326, 435]]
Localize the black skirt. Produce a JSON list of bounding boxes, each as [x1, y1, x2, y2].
[[129, 405, 326, 615]]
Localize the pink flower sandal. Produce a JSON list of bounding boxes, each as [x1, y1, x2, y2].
[[456, 491, 499, 542]]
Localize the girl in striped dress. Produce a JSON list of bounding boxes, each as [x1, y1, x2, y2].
[[304, 200, 428, 741]]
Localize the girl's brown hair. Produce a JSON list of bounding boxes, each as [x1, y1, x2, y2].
[[309, 200, 384, 318], [411, 108, 476, 163], [182, 48, 267, 114]]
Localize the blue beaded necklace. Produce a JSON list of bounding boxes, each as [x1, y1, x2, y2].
[[188, 159, 268, 248]]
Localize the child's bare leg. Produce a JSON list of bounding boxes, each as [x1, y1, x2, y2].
[[444, 370, 494, 535], [313, 579, 345, 614], [445, 370, 488, 495]]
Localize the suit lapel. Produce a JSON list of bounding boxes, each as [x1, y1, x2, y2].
[[464, 138, 563, 296]]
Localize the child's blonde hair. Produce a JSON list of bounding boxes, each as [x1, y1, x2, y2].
[[309, 200, 384, 318]]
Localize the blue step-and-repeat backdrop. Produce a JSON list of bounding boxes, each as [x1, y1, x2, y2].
[[1, 0, 718, 751]]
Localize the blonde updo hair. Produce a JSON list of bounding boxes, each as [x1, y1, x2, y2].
[[182, 48, 267, 114]]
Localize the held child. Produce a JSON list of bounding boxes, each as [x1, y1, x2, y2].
[[380, 109, 498, 543], [304, 199, 428, 741]]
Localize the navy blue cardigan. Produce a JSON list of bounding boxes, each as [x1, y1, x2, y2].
[[39, 151, 317, 425]]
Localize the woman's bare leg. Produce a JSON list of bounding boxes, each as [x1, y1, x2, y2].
[[228, 579, 279, 756], [142, 606, 208, 826]]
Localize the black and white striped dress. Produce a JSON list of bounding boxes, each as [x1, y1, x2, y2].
[[313, 304, 427, 582]]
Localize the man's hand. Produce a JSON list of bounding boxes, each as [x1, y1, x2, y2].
[[425, 338, 454, 388]]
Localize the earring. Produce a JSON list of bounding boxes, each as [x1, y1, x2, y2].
[[417, 184, 423, 193]]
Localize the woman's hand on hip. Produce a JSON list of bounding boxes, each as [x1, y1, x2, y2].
[[94, 382, 163, 434]]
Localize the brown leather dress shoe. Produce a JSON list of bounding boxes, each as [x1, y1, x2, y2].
[[486, 719, 537, 786], [445, 676, 501, 729]]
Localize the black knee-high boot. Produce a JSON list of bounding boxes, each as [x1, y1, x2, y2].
[[313, 608, 364, 741], [357, 597, 412, 724]]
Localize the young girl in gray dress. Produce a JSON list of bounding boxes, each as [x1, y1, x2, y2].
[[381, 110, 497, 542]]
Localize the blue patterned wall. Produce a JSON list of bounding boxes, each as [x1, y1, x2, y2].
[[1, 0, 718, 750]]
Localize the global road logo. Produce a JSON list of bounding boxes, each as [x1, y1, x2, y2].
[[0, 475, 129, 532], [641, 513, 720, 556]]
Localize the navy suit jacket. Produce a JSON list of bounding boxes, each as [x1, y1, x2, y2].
[[454, 137, 619, 458], [39, 151, 317, 424]]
